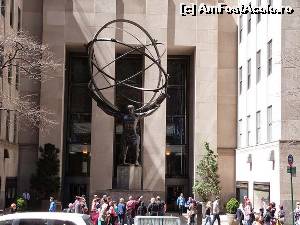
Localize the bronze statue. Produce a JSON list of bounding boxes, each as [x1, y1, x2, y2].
[[87, 19, 168, 166]]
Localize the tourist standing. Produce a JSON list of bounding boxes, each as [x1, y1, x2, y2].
[[176, 193, 186, 216], [187, 202, 197, 225], [211, 196, 220, 225], [277, 205, 285, 225], [49, 197, 56, 212], [117, 198, 126, 225], [264, 207, 272, 225], [74, 196, 83, 214], [137, 202, 147, 216], [244, 200, 252, 225], [204, 201, 212, 225], [147, 197, 159, 216], [156, 196, 166, 216], [126, 196, 142, 225], [22, 190, 30, 209], [98, 203, 109, 225], [107, 201, 118, 225], [294, 202, 300, 225], [236, 203, 244, 225]]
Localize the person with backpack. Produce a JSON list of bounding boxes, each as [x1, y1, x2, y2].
[[107, 201, 118, 225], [117, 198, 126, 225], [147, 197, 159, 216], [137, 201, 147, 216]]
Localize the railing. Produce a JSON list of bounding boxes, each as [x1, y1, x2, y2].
[[134, 216, 180, 225]]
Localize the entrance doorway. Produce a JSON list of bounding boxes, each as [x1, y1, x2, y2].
[[5, 177, 17, 208], [166, 185, 184, 212]]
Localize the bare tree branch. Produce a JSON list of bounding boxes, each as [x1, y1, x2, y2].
[[0, 94, 58, 134], [0, 30, 61, 82], [0, 30, 61, 133]]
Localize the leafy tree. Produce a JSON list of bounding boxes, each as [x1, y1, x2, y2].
[[193, 142, 221, 202], [30, 143, 60, 200]]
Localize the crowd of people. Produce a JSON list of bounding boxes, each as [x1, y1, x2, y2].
[[232, 197, 285, 225], [176, 193, 201, 225], [57, 194, 166, 225], [48, 194, 300, 225]]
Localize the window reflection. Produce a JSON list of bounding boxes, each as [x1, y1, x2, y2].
[[166, 57, 189, 178], [66, 54, 91, 176], [166, 145, 187, 177]]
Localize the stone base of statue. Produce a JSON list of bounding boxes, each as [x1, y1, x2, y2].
[[117, 165, 142, 190]]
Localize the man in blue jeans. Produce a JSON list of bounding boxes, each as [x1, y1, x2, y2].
[[176, 193, 186, 216], [212, 196, 220, 225], [49, 197, 56, 212]]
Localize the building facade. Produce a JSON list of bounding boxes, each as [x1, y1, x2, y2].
[[236, 0, 300, 220], [0, 0, 23, 209], [1, 0, 238, 209]]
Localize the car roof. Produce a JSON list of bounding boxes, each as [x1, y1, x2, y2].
[[0, 212, 90, 223]]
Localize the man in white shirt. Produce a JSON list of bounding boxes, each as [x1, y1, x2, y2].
[[22, 190, 30, 209], [212, 196, 220, 225]]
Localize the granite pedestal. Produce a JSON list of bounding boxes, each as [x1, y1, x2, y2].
[[117, 165, 142, 190]]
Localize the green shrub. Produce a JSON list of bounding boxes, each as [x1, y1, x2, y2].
[[226, 198, 239, 214], [16, 197, 26, 211]]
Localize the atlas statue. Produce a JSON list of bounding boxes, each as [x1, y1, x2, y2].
[[87, 19, 168, 165]]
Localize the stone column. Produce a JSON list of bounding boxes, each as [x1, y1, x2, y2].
[[142, 0, 168, 195], [90, 0, 117, 194]]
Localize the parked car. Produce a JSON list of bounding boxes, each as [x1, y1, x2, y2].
[[0, 212, 93, 225]]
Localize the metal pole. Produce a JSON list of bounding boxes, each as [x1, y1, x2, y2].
[[291, 169, 295, 225]]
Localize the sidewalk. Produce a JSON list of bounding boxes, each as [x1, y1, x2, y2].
[[166, 213, 229, 225]]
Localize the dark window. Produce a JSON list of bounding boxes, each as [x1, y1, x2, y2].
[[13, 111, 17, 143], [1, 0, 5, 17], [239, 14, 243, 43], [257, 0, 261, 23], [253, 182, 270, 211], [247, 59, 251, 89], [0, 46, 3, 91], [17, 6, 20, 31], [239, 66, 242, 95], [246, 115, 251, 146], [166, 56, 189, 178], [6, 110, 10, 141], [66, 53, 91, 177], [247, 11, 251, 33], [5, 177, 17, 208], [236, 181, 248, 203], [267, 40, 272, 75], [256, 50, 261, 83], [267, 105, 272, 142], [15, 64, 19, 90], [238, 119, 242, 147], [8, 63, 12, 84], [9, 0, 13, 27], [256, 111, 261, 144]]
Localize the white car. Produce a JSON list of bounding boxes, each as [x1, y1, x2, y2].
[[0, 212, 93, 225]]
